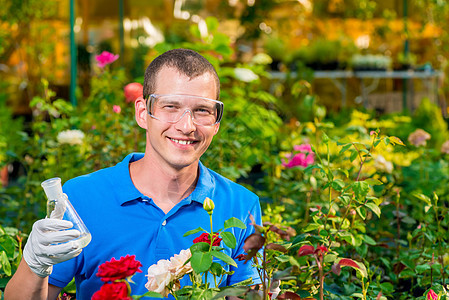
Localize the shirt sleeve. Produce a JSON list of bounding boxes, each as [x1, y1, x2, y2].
[[48, 251, 83, 288], [226, 199, 262, 286]]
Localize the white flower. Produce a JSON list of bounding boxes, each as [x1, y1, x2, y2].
[[169, 249, 192, 278], [145, 259, 173, 298], [57, 130, 85, 145], [234, 68, 259, 82], [374, 155, 393, 174], [251, 53, 272, 65]]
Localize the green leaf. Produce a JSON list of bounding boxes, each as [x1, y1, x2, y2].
[[337, 168, 349, 178], [389, 136, 405, 146], [303, 223, 322, 232], [361, 235, 377, 246], [210, 250, 237, 267], [416, 264, 431, 274], [380, 282, 394, 293], [221, 231, 237, 249], [339, 143, 352, 154], [191, 251, 213, 273], [224, 217, 246, 230], [356, 206, 366, 220], [349, 149, 358, 162], [190, 242, 210, 253], [412, 192, 431, 205], [431, 263, 441, 272], [132, 291, 164, 299], [364, 178, 383, 186], [211, 286, 249, 299], [365, 202, 381, 218], [352, 181, 370, 200], [331, 179, 345, 191], [399, 269, 416, 278], [183, 227, 206, 237], [0, 235, 16, 257], [210, 262, 224, 276], [0, 251, 11, 276]]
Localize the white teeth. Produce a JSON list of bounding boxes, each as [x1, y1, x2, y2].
[[170, 138, 194, 145]]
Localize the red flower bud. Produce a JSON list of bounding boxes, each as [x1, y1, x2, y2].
[[193, 232, 222, 246]]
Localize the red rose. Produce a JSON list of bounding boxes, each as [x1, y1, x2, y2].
[[124, 82, 143, 103], [92, 282, 131, 300], [96, 255, 142, 282], [193, 232, 222, 246]]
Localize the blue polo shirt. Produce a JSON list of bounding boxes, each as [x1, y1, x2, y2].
[[49, 153, 262, 299]]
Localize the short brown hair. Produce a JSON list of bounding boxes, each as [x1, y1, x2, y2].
[[143, 48, 220, 100]]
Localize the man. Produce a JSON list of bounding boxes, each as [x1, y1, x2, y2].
[[5, 48, 262, 299]]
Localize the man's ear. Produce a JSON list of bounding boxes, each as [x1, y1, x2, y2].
[[135, 97, 148, 129], [213, 123, 220, 135]]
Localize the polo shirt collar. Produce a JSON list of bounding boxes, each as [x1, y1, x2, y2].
[[114, 153, 215, 206]]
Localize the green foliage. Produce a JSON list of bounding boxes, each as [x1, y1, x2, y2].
[[0, 226, 25, 289], [2, 14, 449, 300]]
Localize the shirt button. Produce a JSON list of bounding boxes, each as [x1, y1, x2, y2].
[[162, 220, 167, 226]]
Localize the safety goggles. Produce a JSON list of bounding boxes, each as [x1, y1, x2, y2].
[[146, 94, 224, 126]]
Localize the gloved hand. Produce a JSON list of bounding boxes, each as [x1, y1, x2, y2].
[[23, 194, 82, 278]]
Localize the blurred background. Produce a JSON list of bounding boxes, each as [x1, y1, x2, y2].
[[1, 0, 448, 117], [2, 2, 449, 297]]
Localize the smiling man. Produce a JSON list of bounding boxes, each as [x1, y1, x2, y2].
[[5, 49, 262, 299]]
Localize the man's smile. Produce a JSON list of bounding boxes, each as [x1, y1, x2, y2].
[[168, 137, 197, 145]]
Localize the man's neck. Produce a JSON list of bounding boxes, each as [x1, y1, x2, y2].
[[129, 155, 199, 214]]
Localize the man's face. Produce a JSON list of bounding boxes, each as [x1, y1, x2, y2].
[[145, 66, 220, 170]]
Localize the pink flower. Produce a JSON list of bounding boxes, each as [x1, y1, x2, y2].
[[124, 82, 143, 103], [95, 51, 119, 68], [427, 289, 438, 300], [408, 129, 431, 147], [113, 105, 121, 114], [293, 144, 312, 152], [282, 144, 314, 168]]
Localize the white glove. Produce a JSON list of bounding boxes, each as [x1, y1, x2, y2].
[[23, 218, 82, 277]]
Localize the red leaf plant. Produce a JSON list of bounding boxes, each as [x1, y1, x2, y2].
[[297, 244, 364, 300], [193, 232, 222, 246]]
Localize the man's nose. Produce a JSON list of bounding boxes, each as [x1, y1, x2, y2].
[[175, 109, 196, 132]]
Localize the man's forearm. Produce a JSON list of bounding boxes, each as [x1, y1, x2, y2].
[[4, 259, 55, 300]]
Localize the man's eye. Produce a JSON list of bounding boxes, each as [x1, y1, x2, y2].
[[162, 105, 178, 110], [195, 108, 213, 114]]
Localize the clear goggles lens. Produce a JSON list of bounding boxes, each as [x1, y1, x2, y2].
[[146, 94, 223, 126]]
